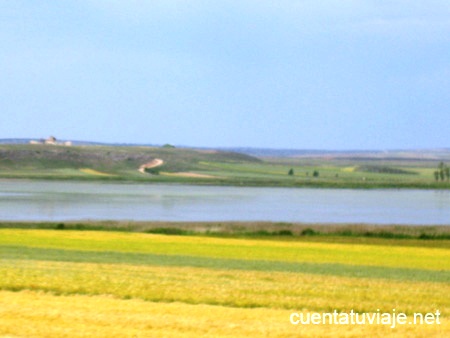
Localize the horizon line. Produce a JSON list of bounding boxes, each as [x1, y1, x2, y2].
[[1, 137, 450, 154]]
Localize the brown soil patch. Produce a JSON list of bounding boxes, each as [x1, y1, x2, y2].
[[162, 172, 218, 179], [138, 159, 164, 174]]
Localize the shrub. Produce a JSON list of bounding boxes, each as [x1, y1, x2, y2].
[[146, 228, 187, 235], [144, 168, 160, 175], [275, 230, 293, 236], [301, 228, 317, 236]]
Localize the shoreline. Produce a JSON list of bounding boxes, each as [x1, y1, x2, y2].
[[1, 221, 449, 243], [0, 175, 449, 190]]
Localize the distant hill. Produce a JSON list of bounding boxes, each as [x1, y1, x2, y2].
[[1, 138, 449, 161], [1, 141, 449, 188], [224, 147, 450, 161], [0, 143, 260, 176], [0, 138, 144, 147]]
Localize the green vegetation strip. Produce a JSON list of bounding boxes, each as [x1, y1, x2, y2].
[[2, 222, 450, 245], [1, 246, 448, 283], [1, 229, 448, 270]]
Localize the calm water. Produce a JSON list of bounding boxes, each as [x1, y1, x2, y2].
[[0, 180, 449, 225]]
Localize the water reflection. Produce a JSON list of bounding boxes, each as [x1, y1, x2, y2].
[[433, 190, 450, 210], [0, 180, 449, 225]]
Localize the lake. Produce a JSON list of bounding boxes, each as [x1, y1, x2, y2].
[[0, 180, 449, 225]]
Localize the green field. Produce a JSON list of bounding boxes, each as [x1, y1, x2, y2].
[[0, 227, 448, 337], [1, 144, 449, 188]]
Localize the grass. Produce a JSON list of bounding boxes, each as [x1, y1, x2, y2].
[[1, 221, 449, 244], [79, 168, 116, 177], [0, 229, 448, 270], [8, 291, 443, 338], [1, 144, 449, 188], [0, 228, 449, 337], [1, 259, 448, 311], [1, 246, 449, 282]]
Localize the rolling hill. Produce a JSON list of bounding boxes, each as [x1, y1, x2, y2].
[[0, 142, 449, 188], [0, 144, 260, 181]]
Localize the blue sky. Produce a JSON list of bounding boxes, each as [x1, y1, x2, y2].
[[1, 1, 449, 149]]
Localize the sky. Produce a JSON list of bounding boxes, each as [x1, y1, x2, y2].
[[1, 1, 449, 150]]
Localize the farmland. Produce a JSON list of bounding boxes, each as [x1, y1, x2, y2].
[[1, 143, 449, 336], [1, 144, 449, 188], [0, 227, 449, 337]]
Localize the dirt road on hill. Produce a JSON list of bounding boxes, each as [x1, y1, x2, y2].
[[138, 159, 164, 174]]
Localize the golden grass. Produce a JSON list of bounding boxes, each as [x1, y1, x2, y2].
[[1, 229, 448, 271], [1, 260, 448, 315], [161, 171, 219, 178], [1, 229, 448, 337], [79, 168, 115, 177], [0, 290, 447, 338]]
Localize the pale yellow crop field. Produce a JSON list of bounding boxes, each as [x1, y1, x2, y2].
[[0, 229, 448, 337], [1, 290, 448, 338], [79, 168, 116, 177], [0, 260, 448, 315], [1, 229, 448, 270]]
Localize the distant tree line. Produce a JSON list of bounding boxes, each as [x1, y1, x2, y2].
[[288, 169, 319, 177], [434, 162, 449, 182]]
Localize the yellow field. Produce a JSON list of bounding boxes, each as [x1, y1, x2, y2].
[[2, 290, 448, 338], [1, 260, 448, 315], [79, 168, 115, 177], [1, 229, 447, 270], [0, 229, 448, 337], [342, 166, 356, 172]]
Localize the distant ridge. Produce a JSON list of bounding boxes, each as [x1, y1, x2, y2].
[[224, 147, 450, 160], [1, 138, 449, 160], [0, 138, 158, 147]]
